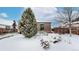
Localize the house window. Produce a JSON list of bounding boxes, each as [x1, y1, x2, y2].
[[40, 24, 44, 31]]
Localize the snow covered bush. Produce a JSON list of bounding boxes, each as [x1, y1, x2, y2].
[[18, 8, 37, 38], [53, 37, 56, 39], [52, 36, 62, 44], [40, 39, 50, 49]]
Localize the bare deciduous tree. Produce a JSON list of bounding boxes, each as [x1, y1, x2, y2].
[[55, 7, 79, 36]]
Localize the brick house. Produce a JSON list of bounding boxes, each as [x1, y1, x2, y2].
[[0, 19, 17, 34], [53, 19, 79, 35], [65, 21, 79, 35], [37, 20, 51, 33], [0, 24, 12, 34]]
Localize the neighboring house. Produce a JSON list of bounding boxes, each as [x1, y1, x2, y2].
[[0, 24, 11, 29], [62, 21, 79, 35], [0, 24, 12, 34], [53, 18, 79, 35], [0, 19, 16, 34], [37, 20, 51, 33]]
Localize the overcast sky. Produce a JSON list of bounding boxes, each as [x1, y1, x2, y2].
[[0, 7, 61, 28], [1, 7, 78, 28]]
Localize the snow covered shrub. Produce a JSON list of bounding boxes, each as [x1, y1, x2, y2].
[[53, 39, 61, 44], [40, 39, 50, 49], [53, 37, 56, 39], [18, 8, 37, 38], [53, 36, 61, 44], [40, 39, 44, 46], [43, 41, 49, 49]]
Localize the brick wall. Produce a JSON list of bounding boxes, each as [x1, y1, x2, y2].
[[44, 22, 51, 33], [37, 22, 51, 33]]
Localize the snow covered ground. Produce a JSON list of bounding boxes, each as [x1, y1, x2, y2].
[[0, 32, 79, 51]]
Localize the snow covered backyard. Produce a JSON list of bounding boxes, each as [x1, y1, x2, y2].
[[0, 32, 79, 51]]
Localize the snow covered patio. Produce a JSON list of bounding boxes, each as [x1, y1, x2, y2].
[[0, 32, 79, 51]]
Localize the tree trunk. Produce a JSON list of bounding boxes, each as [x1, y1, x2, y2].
[[69, 17, 72, 37], [68, 23, 72, 44], [69, 27, 72, 37]]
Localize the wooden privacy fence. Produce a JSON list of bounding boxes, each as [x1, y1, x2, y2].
[[0, 28, 17, 35], [53, 28, 69, 34], [53, 27, 79, 35], [71, 27, 79, 35]]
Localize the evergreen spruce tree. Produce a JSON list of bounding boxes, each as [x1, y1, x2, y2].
[[18, 8, 37, 38]]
